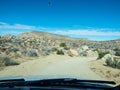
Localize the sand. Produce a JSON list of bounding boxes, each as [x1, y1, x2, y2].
[[88, 59, 120, 85], [0, 55, 119, 85], [0, 55, 104, 81], [1, 54, 120, 86]]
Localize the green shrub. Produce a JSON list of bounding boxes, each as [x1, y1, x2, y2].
[[105, 57, 113, 66], [21, 50, 38, 57], [64, 46, 70, 50], [97, 50, 109, 59], [113, 48, 120, 56], [56, 50, 64, 55], [0, 56, 19, 66], [113, 48, 119, 51], [115, 51, 120, 56], [10, 47, 19, 52], [79, 51, 87, 56], [72, 43, 78, 47], [105, 57, 120, 69], [59, 43, 66, 47], [112, 59, 118, 68], [116, 62, 120, 69], [27, 50, 38, 57], [21, 50, 28, 54], [51, 47, 58, 51]]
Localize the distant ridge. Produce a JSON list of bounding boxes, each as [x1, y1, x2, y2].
[[0, 31, 120, 59], [18, 31, 89, 41]]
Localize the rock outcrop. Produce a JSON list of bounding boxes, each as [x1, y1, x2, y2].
[[102, 54, 114, 61], [81, 45, 89, 51], [68, 49, 79, 57]]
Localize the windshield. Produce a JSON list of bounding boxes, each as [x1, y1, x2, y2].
[[0, 0, 120, 86]]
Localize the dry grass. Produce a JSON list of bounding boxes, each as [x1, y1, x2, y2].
[[88, 60, 120, 86]]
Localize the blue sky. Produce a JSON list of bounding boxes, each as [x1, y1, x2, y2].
[[0, 0, 120, 41]]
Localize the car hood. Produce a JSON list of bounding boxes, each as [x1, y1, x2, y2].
[[0, 75, 85, 81]]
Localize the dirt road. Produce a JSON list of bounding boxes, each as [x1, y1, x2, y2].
[[0, 55, 104, 80]]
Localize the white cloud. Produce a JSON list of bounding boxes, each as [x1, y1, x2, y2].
[[53, 30, 120, 36], [0, 22, 8, 25], [2, 30, 24, 35], [0, 22, 120, 37], [0, 23, 36, 30], [0, 22, 38, 35]]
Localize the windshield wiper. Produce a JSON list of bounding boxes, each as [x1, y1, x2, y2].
[[0, 78, 118, 89], [0, 78, 25, 82], [39, 78, 116, 84]]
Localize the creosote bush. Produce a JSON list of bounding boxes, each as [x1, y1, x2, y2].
[[27, 50, 38, 57], [56, 50, 64, 55], [105, 57, 112, 66], [0, 56, 19, 66], [51, 47, 58, 51], [21, 50, 38, 57], [113, 48, 120, 56], [10, 47, 19, 52], [115, 51, 120, 56], [97, 50, 109, 59], [64, 46, 70, 50], [59, 42, 66, 47], [105, 57, 120, 69]]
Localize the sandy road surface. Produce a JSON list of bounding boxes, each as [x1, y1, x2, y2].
[[0, 55, 104, 80]]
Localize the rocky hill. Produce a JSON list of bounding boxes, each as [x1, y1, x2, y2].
[[0, 31, 120, 66]]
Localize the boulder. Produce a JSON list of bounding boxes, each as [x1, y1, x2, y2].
[[81, 45, 89, 51], [102, 54, 114, 61], [79, 50, 87, 56], [79, 50, 98, 57], [87, 50, 98, 57], [68, 49, 79, 57]]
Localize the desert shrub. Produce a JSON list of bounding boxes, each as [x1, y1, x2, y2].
[[21, 49, 38, 57], [112, 59, 118, 68], [0, 39, 2, 44], [44, 51, 49, 56], [42, 48, 54, 55], [64, 46, 70, 50], [21, 50, 28, 55], [105, 57, 120, 69], [79, 51, 87, 56], [116, 62, 120, 69], [10, 47, 19, 52], [27, 50, 38, 57], [51, 47, 58, 51], [59, 42, 66, 47], [113, 48, 119, 51], [113, 48, 120, 56], [115, 51, 120, 56], [42, 48, 50, 56], [97, 50, 109, 59], [72, 43, 78, 47], [0, 56, 4, 66], [56, 50, 64, 55], [93, 49, 98, 52], [0, 56, 19, 66], [105, 57, 113, 66]]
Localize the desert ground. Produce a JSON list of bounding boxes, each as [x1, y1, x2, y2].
[[0, 55, 119, 80], [0, 54, 119, 86], [0, 55, 101, 79]]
